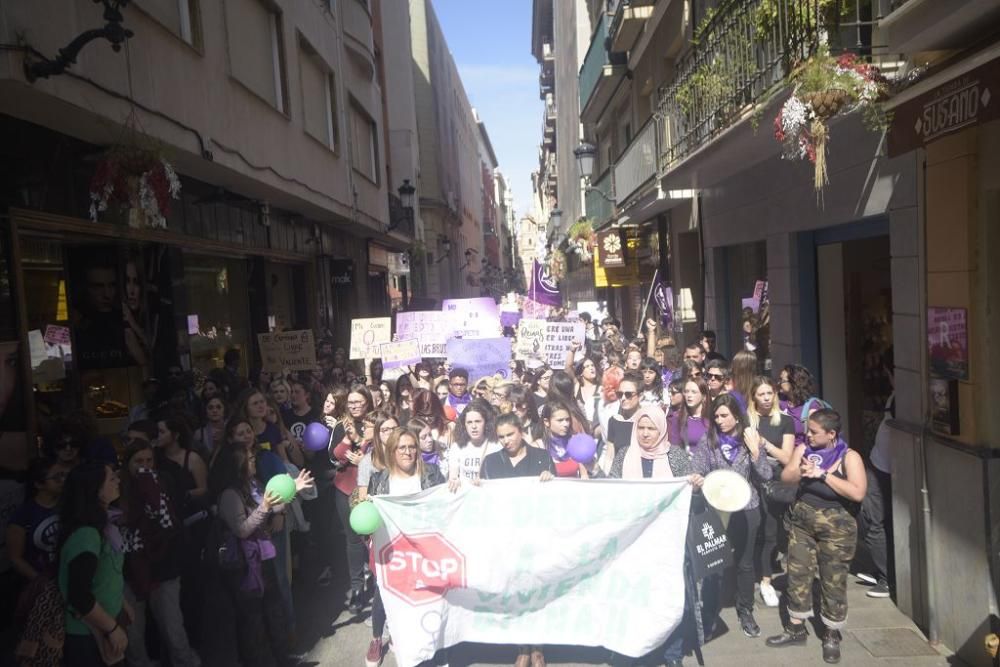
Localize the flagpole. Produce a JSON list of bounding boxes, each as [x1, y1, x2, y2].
[[637, 268, 659, 339]]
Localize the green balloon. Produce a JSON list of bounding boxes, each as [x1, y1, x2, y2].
[[350, 501, 382, 535], [265, 473, 296, 503]]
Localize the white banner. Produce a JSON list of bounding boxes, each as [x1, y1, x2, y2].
[[371, 479, 692, 667]]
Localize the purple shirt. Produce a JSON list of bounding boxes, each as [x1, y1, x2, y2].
[[669, 412, 710, 449]]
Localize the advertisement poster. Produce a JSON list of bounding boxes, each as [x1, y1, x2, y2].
[[928, 307, 969, 380], [930, 377, 960, 435]]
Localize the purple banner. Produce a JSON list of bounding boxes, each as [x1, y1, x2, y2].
[[531, 260, 562, 308]]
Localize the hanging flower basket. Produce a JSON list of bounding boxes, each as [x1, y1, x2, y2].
[[546, 248, 567, 281], [773, 48, 889, 195], [566, 219, 595, 264], [89, 144, 181, 229]]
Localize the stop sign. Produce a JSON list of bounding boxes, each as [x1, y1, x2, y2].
[[378, 532, 467, 606]]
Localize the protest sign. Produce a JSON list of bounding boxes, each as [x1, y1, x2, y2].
[[521, 298, 550, 320], [371, 479, 692, 667], [380, 339, 422, 369], [446, 336, 511, 382], [442, 297, 500, 339], [350, 317, 391, 359], [43, 325, 71, 346], [395, 311, 451, 357], [514, 319, 547, 360], [540, 322, 585, 369], [257, 330, 316, 372]]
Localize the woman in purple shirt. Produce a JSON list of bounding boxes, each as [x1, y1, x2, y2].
[[668, 376, 711, 451]]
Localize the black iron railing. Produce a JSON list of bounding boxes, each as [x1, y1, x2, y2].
[[656, 0, 883, 172]]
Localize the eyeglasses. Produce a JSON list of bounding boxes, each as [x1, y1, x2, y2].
[[620, 391, 638, 400]]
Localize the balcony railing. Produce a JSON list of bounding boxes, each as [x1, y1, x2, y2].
[[579, 12, 628, 110], [585, 169, 615, 225], [614, 117, 658, 203], [656, 0, 881, 172]]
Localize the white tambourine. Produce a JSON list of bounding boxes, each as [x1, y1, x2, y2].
[[702, 469, 753, 513]]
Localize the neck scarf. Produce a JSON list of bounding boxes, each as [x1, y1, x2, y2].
[[448, 392, 471, 409], [718, 432, 743, 464], [805, 438, 848, 471], [548, 432, 571, 461], [421, 450, 440, 467], [623, 406, 674, 479]]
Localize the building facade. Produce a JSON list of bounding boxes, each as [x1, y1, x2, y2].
[[0, 0, 408, 462]]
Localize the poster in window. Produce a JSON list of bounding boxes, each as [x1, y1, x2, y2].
[[928, 307, 968, 380], [67, 245, 133, 369], [929, 377, 960, 436]]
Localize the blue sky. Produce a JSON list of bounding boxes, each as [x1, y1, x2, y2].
[[433, 0, 541, 218]]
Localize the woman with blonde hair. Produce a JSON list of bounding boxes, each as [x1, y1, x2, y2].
[[730, 350, 758, 404], [747, 375, 796, 608]]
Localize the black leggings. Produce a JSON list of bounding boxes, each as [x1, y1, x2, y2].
[[729, 508, 762, 614], [758, 497, 788, 579], [372, 587, 386, 639], [335, 489, 368, 592], [223, 560, 289, 667]]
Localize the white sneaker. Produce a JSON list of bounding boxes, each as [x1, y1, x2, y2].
[[856, 572, 877, 585], [760, 581, 780, 607]]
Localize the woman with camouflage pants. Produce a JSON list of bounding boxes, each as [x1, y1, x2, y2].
[[765, 409, 867, 664]]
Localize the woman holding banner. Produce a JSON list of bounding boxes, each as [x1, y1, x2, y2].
[[606, 405, 702, 667]]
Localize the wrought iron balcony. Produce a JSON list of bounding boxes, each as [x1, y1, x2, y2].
[[656, 0, 881, 173]]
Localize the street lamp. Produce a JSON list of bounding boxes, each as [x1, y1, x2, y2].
[[575, 141, 614, 203], [397, 179, 416, 209], [549, 208, 563, 230]]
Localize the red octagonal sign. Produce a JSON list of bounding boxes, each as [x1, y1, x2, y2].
[[378, 532, 467, 606]]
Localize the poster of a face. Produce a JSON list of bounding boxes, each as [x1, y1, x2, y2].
[[928, 307, 968, 380], [68, 245, 132, 369]]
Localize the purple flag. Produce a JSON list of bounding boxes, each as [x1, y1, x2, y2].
[[653, 278, 674, 331], [531, 260, 562, 308]]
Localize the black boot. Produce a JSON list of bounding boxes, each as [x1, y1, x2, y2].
[[822, 629, 842, 663], [765, 623, 808, 647]]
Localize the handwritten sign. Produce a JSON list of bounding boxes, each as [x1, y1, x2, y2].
[[540, 322, 585, 369], [350, 317, 391, 359], [257, 329, 317, 372], [446, 337, 512, 382], [522, 298, 551, 320], [43, 324, 71, 346], [380, 339, 422, 369], [442, 297, 500, 339], [395, 311, 451, 357], [514, 319, 547, 360]]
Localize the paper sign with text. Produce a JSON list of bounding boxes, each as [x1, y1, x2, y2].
[[43, 325, 71, 346], [395, 311, 452, 357], [350, 318, 392, 359], [442, 298, 500, 339], [540, 322, 585, 369], [446, 336, 511, 382], [514, 319, 547, 360], [380, 339, 422, 369], [257, 330, 317, 372]]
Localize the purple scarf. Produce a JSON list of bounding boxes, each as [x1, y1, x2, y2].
[[448, 392, 472, 411], [805, 438, 849, 471], [718, 433, 743, 464], [548, 433, 571, 462], [421, 450, 440, 467]]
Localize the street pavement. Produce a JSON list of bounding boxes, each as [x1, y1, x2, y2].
[[292, 571, 954, 666]]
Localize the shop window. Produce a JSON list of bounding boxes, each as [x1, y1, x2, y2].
[[184, 254, 250, 377]]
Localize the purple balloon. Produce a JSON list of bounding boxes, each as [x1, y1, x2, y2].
[[304, 422, 331, 452], [567, 433, 598, 463]]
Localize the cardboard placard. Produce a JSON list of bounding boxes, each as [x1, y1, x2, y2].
[[446, 337, 512, 382], [257, 329, 317, 372], [514, 319, 547, 360], [380, 339, 422, 369], [442, 297, 501, 339], [350, 317, 392, 359], [540, 322, 585, 369], [395, 310, 452, 357]]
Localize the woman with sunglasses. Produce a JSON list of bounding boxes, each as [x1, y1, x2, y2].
[[507, 386, 544, 448], [668, 377, 711, 453], [704, 360, 729, 400]]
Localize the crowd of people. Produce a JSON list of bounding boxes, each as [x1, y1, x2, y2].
[[4, 314, 893, 667]]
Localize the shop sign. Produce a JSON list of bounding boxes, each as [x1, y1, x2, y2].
[[597, 229, 625, 267], [257, 329, 317, 372], [888, 55, 1000, 157], [330, 259, 354, 287], [350, 317, 392, 359], [369, 243, 390, 269]]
